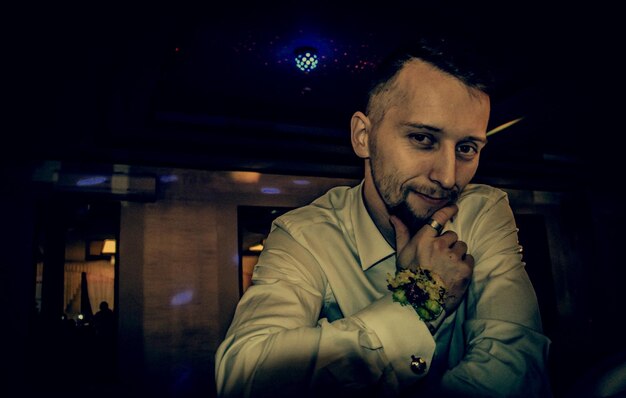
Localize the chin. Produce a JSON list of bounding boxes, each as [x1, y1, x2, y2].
[[389, 203, 428, 235], [407, 201, 436, 221]]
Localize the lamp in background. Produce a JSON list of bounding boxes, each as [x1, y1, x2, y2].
[[89, 239, 116, 256], [102, 239, 116, 254], [294, 46, 319, 72], [248, 241, 264, 252]]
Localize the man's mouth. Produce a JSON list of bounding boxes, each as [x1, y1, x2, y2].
[[413, 191, 451, 206]]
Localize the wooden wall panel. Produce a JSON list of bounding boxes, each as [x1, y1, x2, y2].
[[142, 200, 220, 395]]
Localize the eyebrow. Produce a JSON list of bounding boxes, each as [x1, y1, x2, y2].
[[402, 122, 488, 145], [402, 122, 441, 132]]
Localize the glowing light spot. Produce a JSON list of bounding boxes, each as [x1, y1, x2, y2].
[[76, 176, 107, 186], [294, 47, 319, 72], [171, 290, 194, 306], [229, 171, 261, 183], [293, 179, 311, 185], [249, 243, 264, 252], [261, 187, 281, 194], [159, 174, 179, 183], [486, 117, 524, 137]]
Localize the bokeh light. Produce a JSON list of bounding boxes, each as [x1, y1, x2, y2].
[[294, 47, 319, 72]]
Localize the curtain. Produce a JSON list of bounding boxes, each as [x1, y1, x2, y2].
[[64, 260, 115, 318]]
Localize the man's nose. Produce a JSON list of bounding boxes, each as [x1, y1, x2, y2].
[[429, 145, 456, 189]]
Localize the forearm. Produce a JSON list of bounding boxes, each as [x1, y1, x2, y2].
[[215, 287, 437, 397], [215, 324, 321, 397], [437, 188, 552, 396], [434, 262, 552, 396], [439, 319, 552, 397], [433, 270, 552, 396]]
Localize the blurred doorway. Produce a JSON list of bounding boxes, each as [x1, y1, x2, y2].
[[31, 194, 120, 393]]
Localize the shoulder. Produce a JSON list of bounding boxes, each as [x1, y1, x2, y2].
[[272, 184, 359, 235], [256, 184, 361, 285], [458, 183, 509, 206], [456, 183, 513, 218], [453, 183, 515, 237]]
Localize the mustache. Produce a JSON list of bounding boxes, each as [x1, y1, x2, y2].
[[406, 184, 460, 203]]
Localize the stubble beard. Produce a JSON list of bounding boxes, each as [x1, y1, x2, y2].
[[371, 161, 459, 237]]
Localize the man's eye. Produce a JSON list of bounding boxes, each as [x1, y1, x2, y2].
[[457, 144, 478, 157], [409, 133, 433, 146]]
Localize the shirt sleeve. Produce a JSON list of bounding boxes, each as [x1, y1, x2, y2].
[[436, 190, 553, 397], [214, 225, 435, 397]]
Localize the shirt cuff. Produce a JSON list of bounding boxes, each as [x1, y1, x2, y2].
[[354, 292, 436, 386]]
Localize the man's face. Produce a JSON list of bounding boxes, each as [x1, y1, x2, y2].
[[366, 60, 490, 233]]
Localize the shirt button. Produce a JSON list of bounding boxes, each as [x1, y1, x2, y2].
[[410, 355, 427, 374]]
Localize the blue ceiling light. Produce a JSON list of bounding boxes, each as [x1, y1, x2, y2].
[[294, 46, 319, 72], [76, 176, 107, 186], [261, 187, 281, 194]]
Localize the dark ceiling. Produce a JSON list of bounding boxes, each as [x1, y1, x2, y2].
[[9, 2, 621, 190]]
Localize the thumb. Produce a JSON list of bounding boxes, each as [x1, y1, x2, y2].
[[389, 215, 410, 251]]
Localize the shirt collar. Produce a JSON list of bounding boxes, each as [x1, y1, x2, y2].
[[351, 181, 395, 271]]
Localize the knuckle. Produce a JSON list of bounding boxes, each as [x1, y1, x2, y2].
[[443, 231, 458, 241], [434, 239, 448, 251]]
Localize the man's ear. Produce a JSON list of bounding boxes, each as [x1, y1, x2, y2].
[[351, 111, 371, 159]]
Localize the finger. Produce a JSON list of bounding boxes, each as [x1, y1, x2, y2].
[[390, 215, 410, 252], [436, 230, 459, 248], [423, 204, 459, 237], [450, 239, 467, 255]]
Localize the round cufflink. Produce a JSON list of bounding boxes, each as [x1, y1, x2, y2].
[[410, 355, 427, 374]]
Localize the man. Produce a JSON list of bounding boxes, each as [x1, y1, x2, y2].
[[215, 37, 552, 397]]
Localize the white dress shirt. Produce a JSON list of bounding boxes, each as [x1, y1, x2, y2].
[[215, 181, 552, 397]]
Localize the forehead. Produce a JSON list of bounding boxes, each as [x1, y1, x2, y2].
[[384, 59, 490, 133], [394, 59, 485, 102]]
